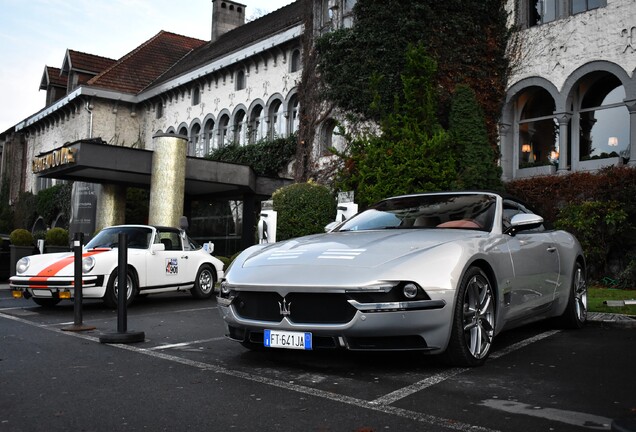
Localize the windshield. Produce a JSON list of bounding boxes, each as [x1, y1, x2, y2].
[[85, 226, 153, 249], [336, 193, 496, 232]]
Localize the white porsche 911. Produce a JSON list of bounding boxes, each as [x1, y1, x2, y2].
[[10, 225, 224, 308], [218, 192, 587, 366]]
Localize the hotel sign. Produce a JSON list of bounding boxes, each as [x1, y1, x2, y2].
[[32, 147, 76, 173]]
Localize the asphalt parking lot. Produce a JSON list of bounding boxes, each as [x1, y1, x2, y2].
[[1, 284, 635, 432]]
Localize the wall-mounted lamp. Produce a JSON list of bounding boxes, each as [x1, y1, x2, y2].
[[608, 137, 618, 147], [550, 150, 560, 160], [521, 144, 532, 153]]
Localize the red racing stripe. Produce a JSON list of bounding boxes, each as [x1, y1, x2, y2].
[[28, 249, 108, 286]]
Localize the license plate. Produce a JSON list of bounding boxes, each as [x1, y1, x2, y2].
[[264, 329, 312, 350]]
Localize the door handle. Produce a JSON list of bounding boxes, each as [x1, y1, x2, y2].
[[547, 246, 557, 253], [181, 255, 189, 259]]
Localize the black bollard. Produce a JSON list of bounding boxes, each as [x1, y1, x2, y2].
[[99, 233, 145, 344], [62, 232, 95, 332]]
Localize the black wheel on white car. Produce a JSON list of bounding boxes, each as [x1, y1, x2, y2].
[[558, 261, 587, 329], [104, 268, 138, 308], [191, 264, 215, 299], [32, 297, 61, 308], [445, 266, 495, 367]]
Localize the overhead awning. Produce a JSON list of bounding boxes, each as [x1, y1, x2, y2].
[[32, 139, 292, 198]]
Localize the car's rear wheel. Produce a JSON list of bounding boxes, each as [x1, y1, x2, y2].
[[103, 268, 138, 308], [559, 261, 587, 329], [32, 297, 61, 308], [191, 264, 215, 299], [445, 266, 495, 367]]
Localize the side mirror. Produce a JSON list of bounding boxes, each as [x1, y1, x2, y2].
[[505, 213, 544, 236]]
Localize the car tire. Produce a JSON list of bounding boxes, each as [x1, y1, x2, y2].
[[191, 264, 215, 299], [445, 266, 495, 367], [558, 261, 587, 329], [32, 297, 61, 308], [103, 268, 138, 308]]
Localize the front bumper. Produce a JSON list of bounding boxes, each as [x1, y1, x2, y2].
[[10, 275, 106, 299], [218, 292, 453, 353]]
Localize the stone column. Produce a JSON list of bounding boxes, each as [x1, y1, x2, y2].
[[627, 101, 636, 167], [95, 184, 126, 232], [556, 113, 572, 174], [148, 133, 187, 227]]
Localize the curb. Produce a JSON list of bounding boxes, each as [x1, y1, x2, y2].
[[587, 312, 636, 329]]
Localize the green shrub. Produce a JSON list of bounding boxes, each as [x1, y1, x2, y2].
[[272, 182, 337, 241], [556, 200, 627, 280], [45, 227, 69, 246], [9, 229, 34, 246]]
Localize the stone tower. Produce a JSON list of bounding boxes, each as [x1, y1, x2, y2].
[[211, 0, 246, 42]]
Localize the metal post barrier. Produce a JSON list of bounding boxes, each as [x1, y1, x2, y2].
[[62, 232, 95, 332], [99, 233, 145, 344]]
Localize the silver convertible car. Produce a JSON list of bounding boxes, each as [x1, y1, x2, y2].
[[217, 192, 586, 366]]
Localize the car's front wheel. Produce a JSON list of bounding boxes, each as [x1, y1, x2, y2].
[[104, 268, 138, 308], [191, 264, 215, 299], [445, 266, 495, 367]]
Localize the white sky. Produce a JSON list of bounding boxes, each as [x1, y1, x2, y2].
[[0, 0, 295, 132]]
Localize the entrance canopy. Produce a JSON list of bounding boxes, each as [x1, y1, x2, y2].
[[32, 139, 292, 198]]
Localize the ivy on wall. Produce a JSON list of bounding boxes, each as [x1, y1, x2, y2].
[[205, 134, 297, 177]]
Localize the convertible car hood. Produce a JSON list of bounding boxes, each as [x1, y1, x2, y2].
[[241, 229, 484, 269]]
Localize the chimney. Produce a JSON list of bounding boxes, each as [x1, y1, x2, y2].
[[211, 0, 246, 42]]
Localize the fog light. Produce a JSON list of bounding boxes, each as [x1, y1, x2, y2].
[[403, 283, 419, 299], [59, 291, 71, 299], [12, 290, 23, 299]]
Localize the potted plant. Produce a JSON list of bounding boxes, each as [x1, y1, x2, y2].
[[9, 229, 36, 277], [45, 227, 70, 253]]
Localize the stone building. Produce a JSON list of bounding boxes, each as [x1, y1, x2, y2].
[[501, 0, 636, 179], [1, 0, 635, 255]]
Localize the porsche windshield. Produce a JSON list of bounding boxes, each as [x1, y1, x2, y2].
[[337, 194, 496, 232], [86, 227, 153, 249]]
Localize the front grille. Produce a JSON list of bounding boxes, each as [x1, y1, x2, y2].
[[233, 292, 357, 324]]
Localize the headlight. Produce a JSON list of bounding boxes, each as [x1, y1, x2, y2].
[[16, 257, 30, 274], [82, 256, 96, 273], [220, 280, 231, 296], [402, 283, 419, 299]]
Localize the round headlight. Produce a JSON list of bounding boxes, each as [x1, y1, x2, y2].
[[16, 257, 30, 274], [403, 283, 419, 299], [82, 256, 96, 273], [220, 281, 231, 296]]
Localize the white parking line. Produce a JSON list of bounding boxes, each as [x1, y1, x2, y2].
[[148, 337, 225, 350], [480, 399, 611, 430]]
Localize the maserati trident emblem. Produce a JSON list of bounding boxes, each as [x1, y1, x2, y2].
[[278, 298, 291, 316]]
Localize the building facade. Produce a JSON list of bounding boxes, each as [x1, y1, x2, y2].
[[0, 0, 634, 255], [501, 0, 636, 179]]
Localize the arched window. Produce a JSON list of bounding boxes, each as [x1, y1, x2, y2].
[[287, 95, 299, 135], [179, 126, 191, 155], [248, 105, 264, 144], [192, 86, 201, 106], [577, 76, 629, 162], [191, 123, 202, 156], [320, 118, 338, 155], [517, 88, 557, 168], [268, 100, 284, 139], [156, 102, 163, 119], [290, 49, 301, 73], [233, 109, 247, 145], [236, 70, 246, 91], [218, 114, 230, 147], [204, 118, 215, 152]]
